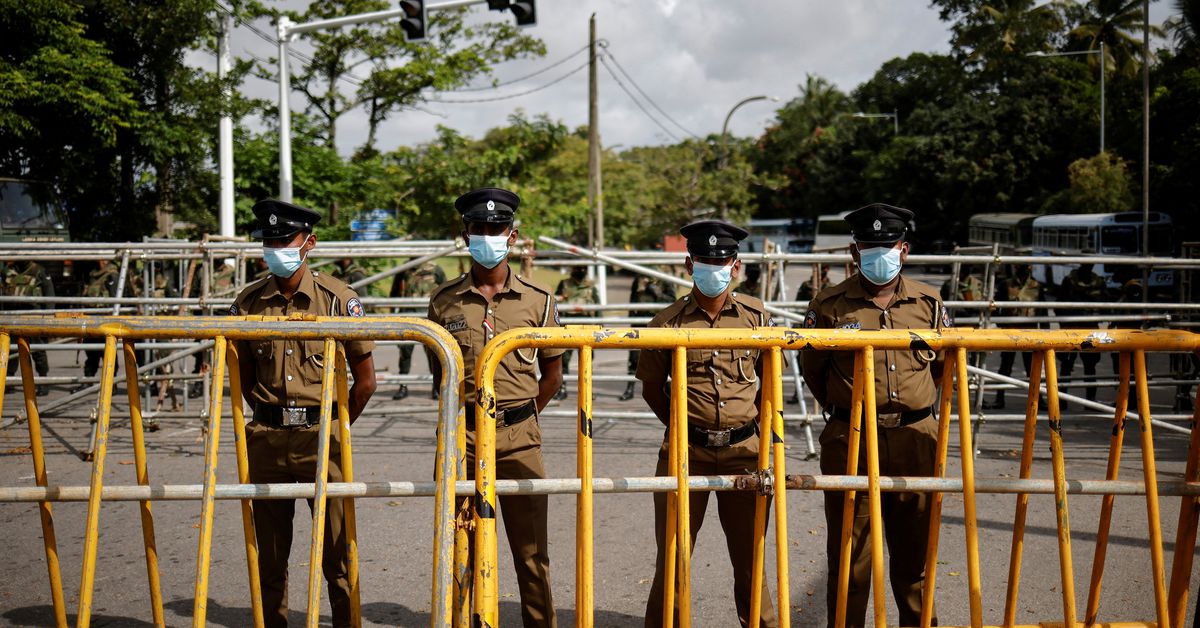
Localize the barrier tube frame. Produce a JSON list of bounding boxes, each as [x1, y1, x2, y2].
[[0, 315, 463, 628]]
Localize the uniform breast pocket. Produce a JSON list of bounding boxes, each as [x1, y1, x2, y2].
[[249, 340, 274, 362], [685, 348, 708, 378], [302, 340, 328, 384], [451, 329, 475, 363], [734, 349, 758, 384]]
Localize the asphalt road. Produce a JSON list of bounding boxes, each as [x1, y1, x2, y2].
[[1, 335, 1197, 628]]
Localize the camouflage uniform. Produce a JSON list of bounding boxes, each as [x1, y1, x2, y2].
[[390, 261, 446, 400], [82, 262, 120, 379], [3, 261, 54, 383], [333, 259, 368, 286], [984, 267, 1043, 409], [554, 271, 600, 374], [622, 270, 676, 401], [1058, 266, 1110, 403]]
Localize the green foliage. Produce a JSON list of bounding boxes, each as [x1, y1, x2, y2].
[[1042, 151, 1135, 213]]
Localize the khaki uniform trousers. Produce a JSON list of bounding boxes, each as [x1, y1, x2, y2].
[[819, 415, 938, 628], [248, 421, 352, 628], [461, 416, 556, 628], [645, 430, 777, 628]]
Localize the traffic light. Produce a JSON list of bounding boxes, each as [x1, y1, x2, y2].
[[486, 0, 536, 27], [399, 0, 425, 41]]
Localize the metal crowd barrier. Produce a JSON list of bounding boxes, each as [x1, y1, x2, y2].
[[471, 326, 1200, 628], [0, 316, 464, 628]]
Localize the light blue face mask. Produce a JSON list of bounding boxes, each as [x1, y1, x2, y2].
[[692, 261, 734, 297], [468, 233, 510, 269], [263, 244, 306, 278], [857, 245, 903, 285]]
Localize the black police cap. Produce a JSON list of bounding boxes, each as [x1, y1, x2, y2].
[[844, 203, 913, 244], [455, 187, 520, 224], [680, 219, 748, 259], [251, 199, 321, 239]]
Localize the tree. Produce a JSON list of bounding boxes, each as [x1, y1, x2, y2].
[[933, 0, 1066, 74], [261, 0, 545, 153], [1066, 0, 1164, 78], [1042, 151, 1135, 213]]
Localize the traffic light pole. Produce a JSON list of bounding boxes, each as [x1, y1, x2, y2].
[[274, 0, 494, 202]]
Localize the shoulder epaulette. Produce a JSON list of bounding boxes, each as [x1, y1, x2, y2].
[[430, 273, 469, 300], [514, 273, 553, 296]]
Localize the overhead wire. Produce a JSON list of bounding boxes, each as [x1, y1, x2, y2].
[[602, 45, 700, 139], [597, 53, 681, 142], [441, 43, 590, 93], [427, 59, 589, 103]]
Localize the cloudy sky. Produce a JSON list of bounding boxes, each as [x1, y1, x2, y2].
[[225, 1, 1175, 156]]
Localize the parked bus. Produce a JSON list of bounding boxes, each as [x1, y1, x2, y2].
[[968, 212, 1037, 253], [813, 211, 853, 251], [746, 217, 814, 253], [1030, 211, 1174, 290]]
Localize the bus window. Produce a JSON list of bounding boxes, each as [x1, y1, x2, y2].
[[1149, 225, 1173, 255], [1100, 225, 1138, 255]]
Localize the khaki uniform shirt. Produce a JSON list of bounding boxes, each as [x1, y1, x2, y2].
[[428, 269, 564, 409], [801, 274, 947, 413], [231, 268, 374, 408], [636, 291, 768, 430]]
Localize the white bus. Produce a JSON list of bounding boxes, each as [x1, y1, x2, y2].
[[1030, 211, 1174, 289], [813, 212, 853, 251], [968, 212, 1038, 254]]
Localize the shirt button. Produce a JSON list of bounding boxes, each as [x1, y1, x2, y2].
[[286, 348, 293, 356], [286, 375, 293, 382], [487, 309, 494, 315], [889, 364, 896, 371], [890, 391, 898, 398], [290, 399, 297, 406], [716, 378, 723, 385], [256, 349, 263, 355], [720, 401, 726, 408]]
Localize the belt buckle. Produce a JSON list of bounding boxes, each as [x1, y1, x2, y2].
[[495, 408, 507, 427], [707, 429, 731, 447], [282, 407, 308, 427], [877, 412, 902, 429]]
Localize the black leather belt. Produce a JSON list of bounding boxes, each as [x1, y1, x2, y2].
[[686, 421, 758, 448], [828, 405, 932, 428], [253, 404, 337, 428], [464, 400, 536, 431]]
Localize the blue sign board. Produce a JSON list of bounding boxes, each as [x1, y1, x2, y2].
[[352, 231, 393, 241], [350, 220, 389, 231]]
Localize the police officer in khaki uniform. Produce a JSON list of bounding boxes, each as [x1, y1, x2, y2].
[[427, 187, 563, 628], [231, 199, 378, 628], [639, 220, 777, 628], [801, 204, 947, 628]]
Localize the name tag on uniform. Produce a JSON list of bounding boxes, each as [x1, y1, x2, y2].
[[839, 320, 861, 330], [445, 315, 467, 332]]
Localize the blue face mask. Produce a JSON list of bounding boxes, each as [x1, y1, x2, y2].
[[263, 244, 306, 278], [468, 233, 510, 269], [857, 245, 903, 285], [692, 261, 734, 297]]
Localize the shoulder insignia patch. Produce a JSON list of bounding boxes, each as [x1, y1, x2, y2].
[[346, 297, 365, 317], [803, 309, 817, 329], [553, 300, 561, 325], [941, 306, 953, 328], [229, 303, 239, 315], [767, 317, 777, 327], [445, 315, 468, 332]]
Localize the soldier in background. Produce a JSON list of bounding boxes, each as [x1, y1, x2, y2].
[[390, 260, 446, 400], [796, 264, 829, 302], [738, 263, 764, 299], [984, 264, 1043, 410], [1057, 263, 1110, 406], [80, 259, 120, 390], [554, 265, 600, 399], [622, 266, 676, 401], [333, 257, 368, 286], [148, 268, 181, 411], [3, 260, 55, 394]]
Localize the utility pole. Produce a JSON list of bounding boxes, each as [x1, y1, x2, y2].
[[1141, 0, 1150, 301], [218, 10, 235, 237], [587, 13, 607, 305]]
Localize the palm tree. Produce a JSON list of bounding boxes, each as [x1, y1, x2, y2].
[[1165, 0, 1199, 55], [1068, 0, 1166, 78], [951, 0, 1066, 66]]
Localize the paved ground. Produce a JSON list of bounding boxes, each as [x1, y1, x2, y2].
[[0, 340, 1197, 628]]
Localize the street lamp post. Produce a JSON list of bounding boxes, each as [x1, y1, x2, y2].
[[850, 109, 899, 135], [1026, 41, 1105, 153], [274, 0, 504, 201], [719, 95, 778, 170]]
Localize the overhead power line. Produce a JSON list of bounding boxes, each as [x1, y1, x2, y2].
[[443, 44, 590, 93], [597, 53, 680, 142], [427, 59, 589, 104], [603, 46, 699, 139]]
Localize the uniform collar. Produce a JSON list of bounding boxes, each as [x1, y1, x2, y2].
[[454, 266, 528, 297], [260, 266, 316, 303], [845, 273, 913, 303], [681, 290, 740, 317]]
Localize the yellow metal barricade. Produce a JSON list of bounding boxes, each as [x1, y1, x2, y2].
[[0, 316, 465, 628], [471, 327, 1200, 628]]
